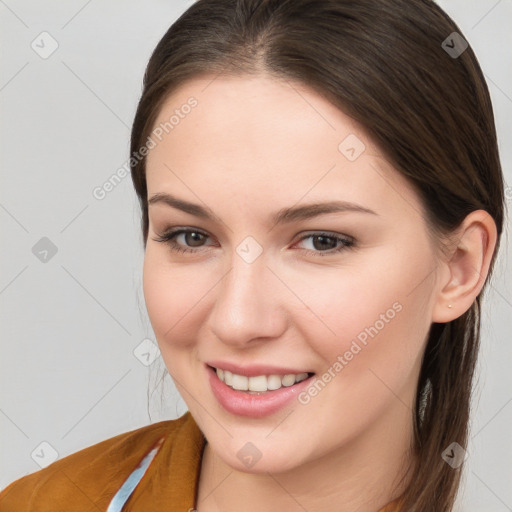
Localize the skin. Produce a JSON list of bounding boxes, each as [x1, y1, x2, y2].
[[142, 74, 497, 512]]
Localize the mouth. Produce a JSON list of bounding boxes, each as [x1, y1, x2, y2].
[[207, 364, 315, 395]]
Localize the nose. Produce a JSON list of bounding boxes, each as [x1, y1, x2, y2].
[[207, 254, 288, 348]]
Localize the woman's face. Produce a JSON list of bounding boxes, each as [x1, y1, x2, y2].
[[143, 74, 443, 473]]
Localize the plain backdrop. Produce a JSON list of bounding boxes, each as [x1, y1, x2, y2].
[[0, 1, 511, 510]]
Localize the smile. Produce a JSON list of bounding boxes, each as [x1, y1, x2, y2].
[[210, 365, 314, 394]]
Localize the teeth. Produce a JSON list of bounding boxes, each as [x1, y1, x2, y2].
[[282, 374, 296, 387], [215, 367, 310, 392], [267, 374, 282, 390], [232, 374, 248, 391], [248, 375, 267, 392]]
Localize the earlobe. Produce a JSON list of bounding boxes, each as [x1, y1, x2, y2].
[[432, 210, 497, 323]]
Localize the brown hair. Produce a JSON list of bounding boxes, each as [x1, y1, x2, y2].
[[130, 1, 505, 510]]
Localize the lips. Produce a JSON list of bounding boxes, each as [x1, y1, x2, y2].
[[206, 364, 316, 418]]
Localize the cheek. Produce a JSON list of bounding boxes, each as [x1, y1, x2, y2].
[[303, 245, 434, 378], [142, 250, 204, 349], [296, 264, 432, 438]]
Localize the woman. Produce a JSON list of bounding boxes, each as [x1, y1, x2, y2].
[[0, 0, 505, 511]]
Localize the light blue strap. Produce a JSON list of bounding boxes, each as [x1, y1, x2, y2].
[[106, 440, 163, 512]]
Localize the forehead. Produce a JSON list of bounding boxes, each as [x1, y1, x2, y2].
[[145, 74, 424, 223], [148, 73, 374, 166]]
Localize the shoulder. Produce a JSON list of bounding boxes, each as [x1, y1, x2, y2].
[[0, 413, 193, 512]]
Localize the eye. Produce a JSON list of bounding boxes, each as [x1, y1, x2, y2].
[[293, 232, 355, 257], [151, 228, 213, 254], [152, 228, 355, 257]]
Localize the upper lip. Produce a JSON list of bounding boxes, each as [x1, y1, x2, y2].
[[206, 361, 314, 377]]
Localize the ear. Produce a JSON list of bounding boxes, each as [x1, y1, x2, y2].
[[432, 210, 498, 323]]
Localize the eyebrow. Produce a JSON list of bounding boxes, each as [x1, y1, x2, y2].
[[148, 192, 378, 224]]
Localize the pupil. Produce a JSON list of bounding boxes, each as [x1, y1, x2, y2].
[[314, 235, 335, 250], [187, 232, 204, 247]]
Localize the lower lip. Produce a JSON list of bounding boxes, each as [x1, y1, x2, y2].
[[207, 365, 315, 418]]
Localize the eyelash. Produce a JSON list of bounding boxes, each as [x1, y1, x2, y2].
[[151, 228, 355, 258]]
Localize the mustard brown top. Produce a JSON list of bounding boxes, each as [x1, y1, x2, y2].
[[0, 412, 401, 511]]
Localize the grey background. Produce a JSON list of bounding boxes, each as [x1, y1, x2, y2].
[[0, 1, 511, 510]]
